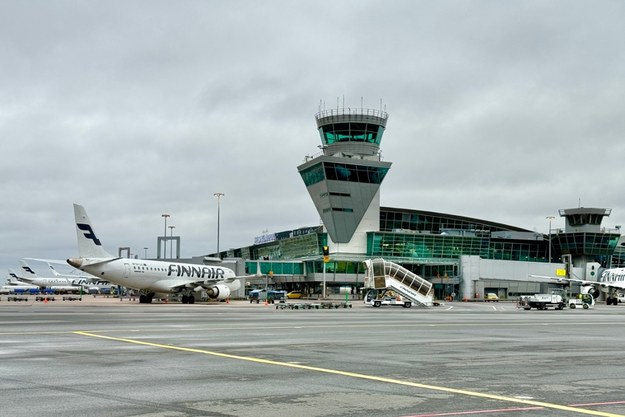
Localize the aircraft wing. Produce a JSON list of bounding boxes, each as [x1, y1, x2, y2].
[[147, 277, 238, 293], [569, 279, 625, 291], [531, 274, 625, 291], [153, 271, 258, 293]]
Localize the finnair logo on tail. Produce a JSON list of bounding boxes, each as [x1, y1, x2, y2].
[[22, 266, 36, 275], [77, 223, 102, 246]]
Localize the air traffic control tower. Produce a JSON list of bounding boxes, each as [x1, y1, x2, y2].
[[297, 107, 392, 254], [552, 207, 621, 268]]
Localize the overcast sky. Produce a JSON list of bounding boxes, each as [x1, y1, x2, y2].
[[2, 0, 625, 282]]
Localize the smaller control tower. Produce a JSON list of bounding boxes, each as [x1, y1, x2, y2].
[[298, 106, 391, 253], [552, 207, 620, 268]]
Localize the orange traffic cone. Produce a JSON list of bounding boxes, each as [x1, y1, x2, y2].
[[226, 298, 230, 304]]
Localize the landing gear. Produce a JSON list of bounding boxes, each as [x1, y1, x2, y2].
[[180, 294, 196, 304], [139, 293, 154, 304]]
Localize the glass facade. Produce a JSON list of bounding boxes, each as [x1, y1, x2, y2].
[[319, 123, 384, 145], [247, 261, 305, 276], [367, 232, 489, 260], [279, 233, 325, 260], [380, 207, 529, 234], [374, 208, 549, 262], [300, 162, 390, 187], [612, 247, 625, 267], [552, 232, 620, 266], [367, 232, 546, 263], [306, 260, 366, 275], [218, 207, 622, 289], [300, 163, 325, 186], [489, 240, 547, 262]]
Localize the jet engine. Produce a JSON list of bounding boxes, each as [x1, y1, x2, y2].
[[582, 285, 601, 299], [205, 284, 231, 300]]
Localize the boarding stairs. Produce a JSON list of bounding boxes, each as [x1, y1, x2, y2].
[[364, 258, 434, 307]]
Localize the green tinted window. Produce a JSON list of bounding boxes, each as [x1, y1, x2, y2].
[[324, 163, 389, 184], [320, 123, 384, 145], [300, 163, 325, 186]]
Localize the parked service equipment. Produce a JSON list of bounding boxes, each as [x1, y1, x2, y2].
[[363, 258, 434, 308], [568, 293, 594, 309], [521, 293, 565, 310]]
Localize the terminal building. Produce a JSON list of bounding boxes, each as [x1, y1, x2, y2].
[[202, 107, 624, 301]]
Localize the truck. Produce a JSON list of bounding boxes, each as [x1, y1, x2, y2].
[[364, 289, 413, 308], [521, 292, 565, 310]]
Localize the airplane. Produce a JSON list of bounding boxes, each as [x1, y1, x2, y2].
[[531, 267, 625, 305], [67, 203, 254, 304], [22, 258, 114, 293], [1, 271, 40, 294], [7, 269, 32, 285], [19, 260, 86, 293], [45, 262, 114, 293]]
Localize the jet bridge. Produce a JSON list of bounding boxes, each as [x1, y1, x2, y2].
[[364, 258, 434, 307]]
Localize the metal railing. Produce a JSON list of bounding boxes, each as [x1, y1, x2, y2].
[[315, 107, 388, 121]]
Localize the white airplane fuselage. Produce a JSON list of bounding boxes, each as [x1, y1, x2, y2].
[[68, 257, 238, 294], [598, 267, 625, 288], [20, 276, 80, 287]]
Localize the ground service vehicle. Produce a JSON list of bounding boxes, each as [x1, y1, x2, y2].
[[485, 293, 499, 302], [286, 290, 303, 299], [248, 290, 286, 304], [568, 293, 594, 309], [364, 289, 413, 308], [522, 293, 565, 310]]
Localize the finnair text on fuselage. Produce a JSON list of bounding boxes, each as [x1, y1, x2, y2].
[[167, 264, 226, 279]]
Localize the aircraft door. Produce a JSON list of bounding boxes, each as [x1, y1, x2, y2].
[[123, 263, 131, 279]]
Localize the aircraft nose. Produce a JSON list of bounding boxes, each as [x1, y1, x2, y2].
[[67, 258, 83, 268]]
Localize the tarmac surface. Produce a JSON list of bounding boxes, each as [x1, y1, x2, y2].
[[1, 296, 625, 417]]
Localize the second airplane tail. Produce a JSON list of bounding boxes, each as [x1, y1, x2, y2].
[[73, 204, 113, 259]]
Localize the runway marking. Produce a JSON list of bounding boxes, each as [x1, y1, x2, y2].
[[0, 319, 620, 336], [403, 406, 544, 416], [74, 331, 624, 417], [403, 401, 625, 416]]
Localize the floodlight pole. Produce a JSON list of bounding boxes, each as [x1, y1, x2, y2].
[[169, 225, 175, 259], [546, 216, 555, 263], [214, 193, 224, 255], [161, 214, 170, 259]]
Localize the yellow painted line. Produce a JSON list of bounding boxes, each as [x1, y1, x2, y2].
[[75, 331, 624, 417]]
